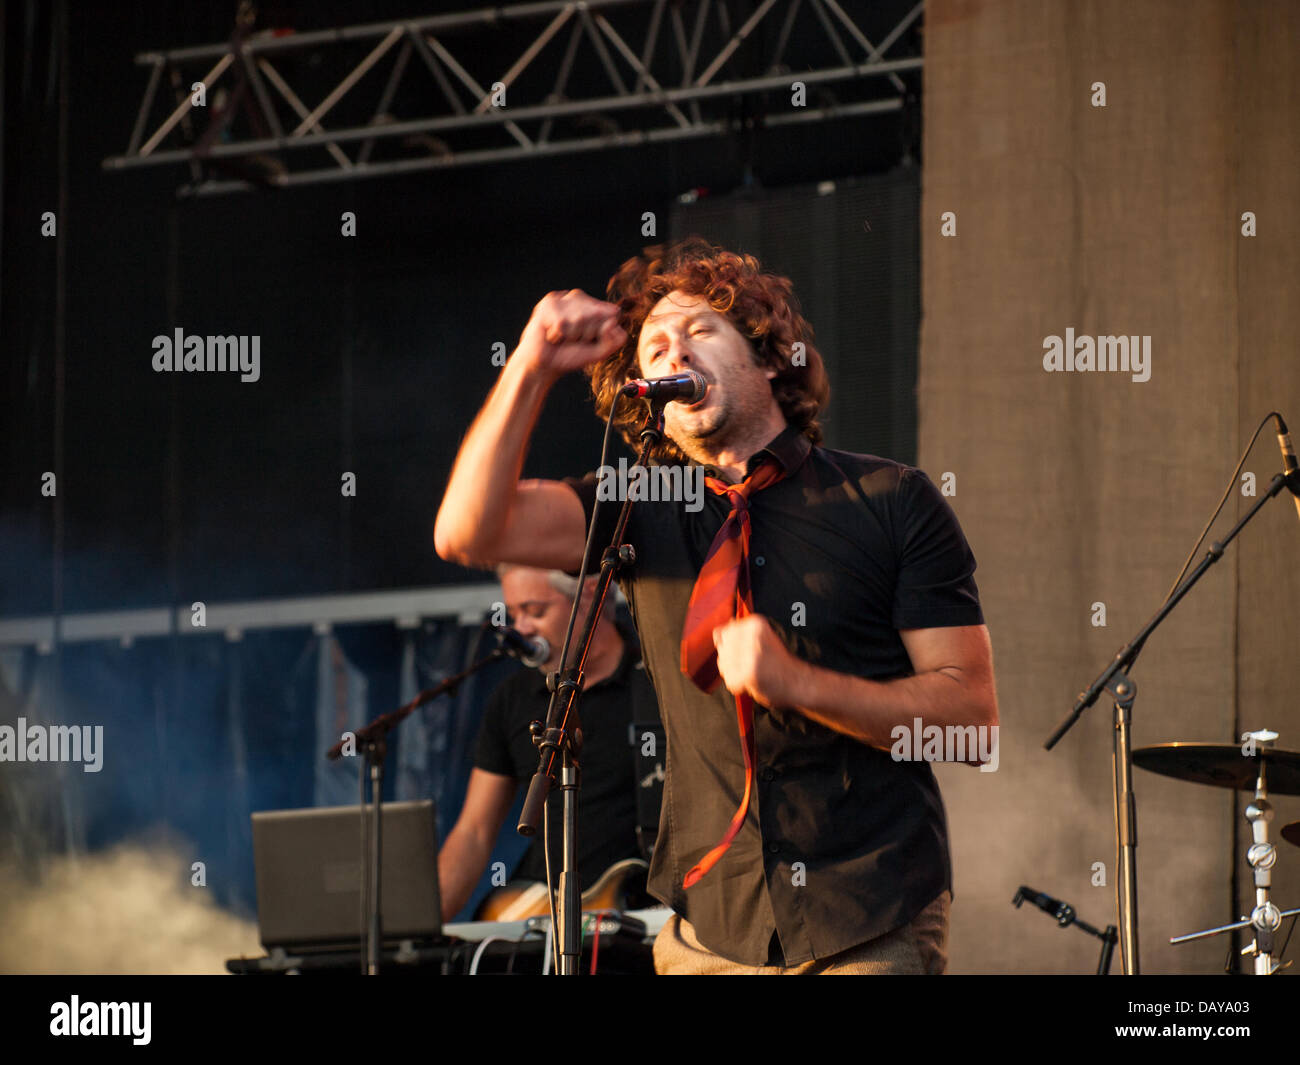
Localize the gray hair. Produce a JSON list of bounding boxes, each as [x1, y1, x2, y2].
[[494, 563, 625, 607]]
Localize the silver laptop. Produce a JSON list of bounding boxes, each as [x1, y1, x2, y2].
[[251, 800, 442, 951]]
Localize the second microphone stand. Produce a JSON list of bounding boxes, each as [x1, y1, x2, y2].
[[326, 633, 511, 974]]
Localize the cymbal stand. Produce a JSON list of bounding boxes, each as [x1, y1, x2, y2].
[[1170, 729, 1296, 974]]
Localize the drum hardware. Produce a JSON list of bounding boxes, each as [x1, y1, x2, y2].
[[1134, 729, 1300, 974]]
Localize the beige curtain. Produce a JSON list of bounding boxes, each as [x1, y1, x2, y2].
[[921, 0, 1300, 973]]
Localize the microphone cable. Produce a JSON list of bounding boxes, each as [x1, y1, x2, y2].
[[1162, 411, 1282, 604]]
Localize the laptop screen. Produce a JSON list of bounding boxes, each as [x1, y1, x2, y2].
[[252, 800, 441, 951]]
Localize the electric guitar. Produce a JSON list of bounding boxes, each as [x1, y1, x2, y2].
[[473, 858, 649, 922]]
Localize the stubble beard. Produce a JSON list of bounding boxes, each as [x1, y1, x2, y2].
[[667, 394, 731, 466], [668, 381, 776, 469]]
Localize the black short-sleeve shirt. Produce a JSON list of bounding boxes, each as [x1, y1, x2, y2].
[[473, 643, 661, 887], [565, 425, 984, 965]]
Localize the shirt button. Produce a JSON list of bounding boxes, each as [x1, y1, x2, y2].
[[761, 767, 776, 782], [767, 841, 780, 854], [754, 556, 765, 566]]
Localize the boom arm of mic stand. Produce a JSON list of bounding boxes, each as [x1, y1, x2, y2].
[[1046, 470, 1296, 752], [325, 647, 508, 760]]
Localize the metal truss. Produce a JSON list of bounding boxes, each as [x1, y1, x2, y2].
[[0, 584, 501, 648], [102, 0, 924, 196]]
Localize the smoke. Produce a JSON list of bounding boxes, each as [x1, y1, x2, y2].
[[0, 840, 261, 974]]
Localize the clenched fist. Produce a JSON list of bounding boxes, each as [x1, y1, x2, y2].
[[712, 614, 805, 709], [516, 289, 627, 380]]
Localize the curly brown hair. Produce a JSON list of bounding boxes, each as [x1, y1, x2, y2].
[[589, 237, 830, 464]]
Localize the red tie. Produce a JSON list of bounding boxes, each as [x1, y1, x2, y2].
[[679, 459, 787, 888]]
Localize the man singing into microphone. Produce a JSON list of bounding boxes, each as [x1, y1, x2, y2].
[[435, 238, 997, 973], [436, 565, 660, 922]]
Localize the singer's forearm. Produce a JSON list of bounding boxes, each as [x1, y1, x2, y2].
[[719, 619, 998, 763], [435, 352, 553, 566], [787, 660, 997, 756]]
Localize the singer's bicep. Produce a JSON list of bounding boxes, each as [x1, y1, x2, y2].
[[492, 479, 589, 572]]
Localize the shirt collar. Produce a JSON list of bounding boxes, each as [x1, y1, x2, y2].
[[701, 425, 813, 482]]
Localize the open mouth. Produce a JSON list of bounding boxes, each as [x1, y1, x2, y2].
[[683, 382, 712, 409]]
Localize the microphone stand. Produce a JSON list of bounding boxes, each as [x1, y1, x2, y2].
[[518, 402, 665, 975], [1046, 464, 1300, 975], [325, 639, 511, 975]]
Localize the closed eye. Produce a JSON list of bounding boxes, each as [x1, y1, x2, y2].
[[507, 602, 550, 624]]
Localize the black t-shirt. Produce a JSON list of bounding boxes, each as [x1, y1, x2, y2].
[[566, 425, 985, 965], [473, 642, 661, 888]]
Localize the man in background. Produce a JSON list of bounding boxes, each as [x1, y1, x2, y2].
[[436, 565, 660, 921]]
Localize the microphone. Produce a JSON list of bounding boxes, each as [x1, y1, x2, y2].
[[620, 370, 707, 404], [497, 627, 551, 668], [1013, 885, 1075, 926], [1273, 413, 1300, 525]]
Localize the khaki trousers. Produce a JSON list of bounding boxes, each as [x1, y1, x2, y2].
[[653, 891, 951, 975]]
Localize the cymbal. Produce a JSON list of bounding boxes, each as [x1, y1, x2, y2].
[[1132, 743, 1300, 796], [1283, 821, 1300, 848]]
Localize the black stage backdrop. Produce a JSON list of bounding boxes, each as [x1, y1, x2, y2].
[[2, 0, 919, 614], [0, 0, 923, 953]]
